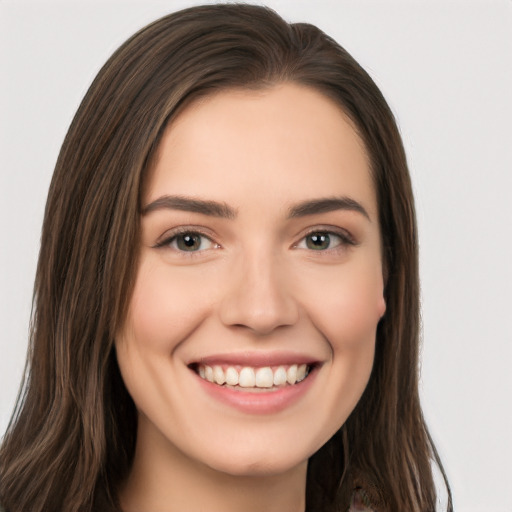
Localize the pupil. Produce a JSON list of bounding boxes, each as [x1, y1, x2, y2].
[[178, 234, 200, 251], [307, 233, 330, 250]]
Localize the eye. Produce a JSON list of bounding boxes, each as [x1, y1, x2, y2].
[[296, 230, 353, 251], [157, 231, 218, 252]]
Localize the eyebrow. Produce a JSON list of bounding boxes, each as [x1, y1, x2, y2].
[[142, 195, 237, 218], [142, 194, 370, 221], [287, 197, 370, 221]]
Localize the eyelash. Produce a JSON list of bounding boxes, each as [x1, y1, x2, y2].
[[154, 227, 218, 253], [294, 228, 356, 252], [154, 226, 356, 254]]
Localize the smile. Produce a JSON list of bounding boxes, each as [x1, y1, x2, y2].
[[196, 363, 310, 389], [189, 354, 320, 413]]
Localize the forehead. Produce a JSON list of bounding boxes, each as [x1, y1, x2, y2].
[[145, 83, 376, 216]]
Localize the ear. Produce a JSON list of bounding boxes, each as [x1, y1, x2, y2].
[[377, 292, 387, 320], [378, 265, 387, 320], [379, 251, 388, 319]]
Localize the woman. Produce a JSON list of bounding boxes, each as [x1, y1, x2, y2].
[[0, 4, 452, 511]]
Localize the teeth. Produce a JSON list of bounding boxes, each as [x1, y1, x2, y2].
[[225, 366, 239, 386], [287, 364, 297, 384], [197, 363, 311, 388], [297, 364, 308, 382], [255, 367, 274, 388], [213, 365, 225, 385], [273, 366, 287, 386], [239, 367, 256, 387]]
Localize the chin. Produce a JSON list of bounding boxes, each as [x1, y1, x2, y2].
[[188, 429, 322, 479], [206, 453, 308, 479]]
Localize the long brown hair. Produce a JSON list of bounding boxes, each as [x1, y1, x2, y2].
[[0, 4, 452, 511]]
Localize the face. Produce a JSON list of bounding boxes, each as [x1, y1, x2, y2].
[[116, 83, 386, 478]]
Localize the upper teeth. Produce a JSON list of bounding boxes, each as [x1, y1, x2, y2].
[[197, 364, 309, 388]]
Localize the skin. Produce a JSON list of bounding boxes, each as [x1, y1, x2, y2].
[[116, 83, 386, 512]]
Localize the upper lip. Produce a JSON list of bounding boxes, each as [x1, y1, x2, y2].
[[189, 351, 321, 368]]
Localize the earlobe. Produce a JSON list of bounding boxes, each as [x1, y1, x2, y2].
[[378, 295, 387, 319], [379, 263, 388, 319], [377, 274, 387, 319]]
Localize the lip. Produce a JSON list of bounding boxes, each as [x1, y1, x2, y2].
[[190, 360, 319, 415], [191, 350, 319, 368]]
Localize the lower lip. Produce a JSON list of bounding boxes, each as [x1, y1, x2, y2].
[[193, 368, 318, 414]]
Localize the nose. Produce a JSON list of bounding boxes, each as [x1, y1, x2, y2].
[[218, 250, 299, 335]]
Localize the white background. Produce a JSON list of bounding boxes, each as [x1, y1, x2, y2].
[[1, 1, 511, 511]]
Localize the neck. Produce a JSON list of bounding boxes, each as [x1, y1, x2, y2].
[[119, 415, 307, 512]]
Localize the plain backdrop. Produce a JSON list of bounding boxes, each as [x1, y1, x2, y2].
[[1, 1, 511, 511]]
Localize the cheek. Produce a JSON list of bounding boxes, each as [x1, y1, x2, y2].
[[313, 267, 384, 423], [304, 262, 385, 352], [122, 259, 213, 354]]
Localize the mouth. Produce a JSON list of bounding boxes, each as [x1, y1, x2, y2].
[[189, 362, 316, 393], [187, 356, 320, 414]]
